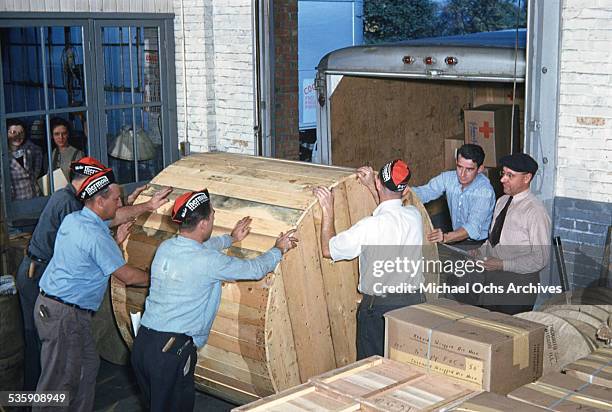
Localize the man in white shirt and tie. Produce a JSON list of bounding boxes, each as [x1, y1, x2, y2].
[[473, 153, 551, 314]]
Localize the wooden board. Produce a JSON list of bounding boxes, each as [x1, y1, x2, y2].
[[232, 382, 359, 412], [563, 347, 612, 389], [329, 77, 526, 186], [311, 356, 479, 412]]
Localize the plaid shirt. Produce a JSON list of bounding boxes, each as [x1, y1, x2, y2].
[[10, 140, 43, 200]]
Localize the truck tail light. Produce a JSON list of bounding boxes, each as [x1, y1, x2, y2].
[[402, 56, 415, 64], [424, 56, 435, 65], [445, 56, 458, 65]]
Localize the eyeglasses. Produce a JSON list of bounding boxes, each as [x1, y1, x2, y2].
[[499, 170, 528, 179], [8, 129, 24, 136]]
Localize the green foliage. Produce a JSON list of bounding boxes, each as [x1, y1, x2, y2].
[[439, 0, 527, 36], [363, 0, 527, 44], [364, 0, 438, 44]]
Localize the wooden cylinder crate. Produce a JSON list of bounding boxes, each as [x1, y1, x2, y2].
[[110, 153, 438, 404]]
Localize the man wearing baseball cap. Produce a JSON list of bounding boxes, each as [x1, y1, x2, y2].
[[472, 153, 551, 314], [34, 168, 151, 411], [131, 189, 298, 411], [314, 159, 424, 359], [15, 156, 172, 392]]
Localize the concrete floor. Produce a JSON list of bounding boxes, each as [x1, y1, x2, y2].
[[94, 359, 236, 412]]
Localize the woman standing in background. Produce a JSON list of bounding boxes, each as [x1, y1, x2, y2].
[[7, 118, 43, 200], [50, 117, 84, 179]]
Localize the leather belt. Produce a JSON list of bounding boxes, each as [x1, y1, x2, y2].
[[40, 290, 94, 315]]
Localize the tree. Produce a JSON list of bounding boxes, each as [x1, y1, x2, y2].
[[438, 0, 526, 36], [364, 0, 439, 44]]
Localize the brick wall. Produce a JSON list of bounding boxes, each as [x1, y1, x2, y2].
[[174, 0, 255, 154], [552, 1, 612, 288], [273, 0, 299, 159]]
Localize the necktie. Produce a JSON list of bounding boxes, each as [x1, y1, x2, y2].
[[489, 196, 513, 247]]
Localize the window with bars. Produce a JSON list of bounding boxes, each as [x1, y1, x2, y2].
[[0, 15, 178, 225]]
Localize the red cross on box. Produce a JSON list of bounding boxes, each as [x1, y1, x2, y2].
[[479, 121, 494, 139]]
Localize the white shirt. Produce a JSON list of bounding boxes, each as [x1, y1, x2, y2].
[[329, 199, 424, 293]]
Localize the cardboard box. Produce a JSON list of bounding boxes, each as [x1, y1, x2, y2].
[[384, 301, 545, 394], [38, 168, 68, 196], [449, 392, 548, 411], [508, 372, 612, 411], [445, 136, 464, 170], [464, 104, 520, 168], [563, 347, 612, 389], [311, 356, 480, 411], [232, 382, 357, 411]]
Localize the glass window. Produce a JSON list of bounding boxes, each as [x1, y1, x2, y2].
[[101, 25, 164, 185], [2, 27, 46, 113], [1, 17, 177, 224]]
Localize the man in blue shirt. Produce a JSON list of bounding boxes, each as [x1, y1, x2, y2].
[[131, 189, 298, 412], [16, 157, 171, 391], [412, 144, 496, 245], [34, 168, 150, 412]]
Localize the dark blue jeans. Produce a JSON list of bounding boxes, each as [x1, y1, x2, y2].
[[131, 326, 197, 412], [356, 293, 424, 360]]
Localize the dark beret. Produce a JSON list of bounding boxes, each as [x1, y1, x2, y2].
[[500, 153, 538, 175]]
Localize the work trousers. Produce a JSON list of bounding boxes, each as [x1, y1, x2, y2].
[[356, 292, 425, 360], [131, 326, 198, 412], [15, 256, 47, 391], [34, 294, 99, 412]]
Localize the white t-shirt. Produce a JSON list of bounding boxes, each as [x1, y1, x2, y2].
[[329, 199, 424, 293]]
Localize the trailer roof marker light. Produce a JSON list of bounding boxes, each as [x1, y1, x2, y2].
[[445, 56, 458, 65], [402, 56, 415, 64], [424, 56, 435, 65]]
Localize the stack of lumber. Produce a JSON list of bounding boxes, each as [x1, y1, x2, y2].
[[448, 392, 548, 411], [508, 372, 612, 411], [233, 356, 481, 411], [110, 153, 439, 404], [563, 347, 612, 389]]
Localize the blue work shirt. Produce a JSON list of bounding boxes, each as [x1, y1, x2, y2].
[[140, 234, 282, 348], [413, 171, 495, 241], [28, 183, 83, 262], [39, 207, 126, 311]]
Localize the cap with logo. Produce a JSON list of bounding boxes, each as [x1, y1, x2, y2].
[[379, 159, 411, 192], [76, 168, 116, 201], [172, 189, 211, 224], [70, 157, 107, 177]]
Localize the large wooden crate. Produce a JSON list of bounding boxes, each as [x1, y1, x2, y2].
[[235, 356, 480, 411], [111, 153, 439, 404]]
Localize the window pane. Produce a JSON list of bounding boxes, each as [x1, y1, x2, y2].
[[102, 27, 133, 107], [132, 27, 161, 106], [106, 108, 163, 184], [1, 27, 46, 113], [44, 26, 86, 110]]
